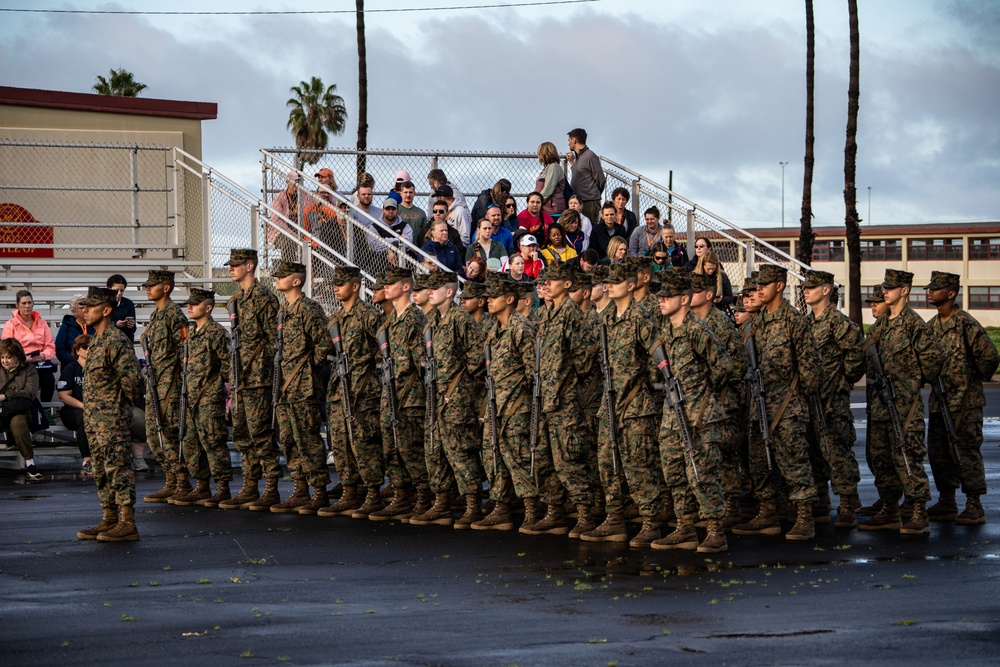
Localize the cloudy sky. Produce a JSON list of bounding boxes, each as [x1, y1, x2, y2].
[[1, 0, 998, 229]]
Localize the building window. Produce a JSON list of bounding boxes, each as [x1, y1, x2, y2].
[[970, 238, 1000, 261], [911, 290, 962, 309], [861, 239, 902, 261], [969, 287, 1000, 310], [812, 240, 844, 262], [908, 238, 963, 261]]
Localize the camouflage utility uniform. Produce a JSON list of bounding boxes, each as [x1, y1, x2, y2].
[[182, 317, 233, 484], [140, 293, 186, 476]]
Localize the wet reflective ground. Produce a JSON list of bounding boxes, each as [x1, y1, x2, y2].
[[2, 424, 1000, 666]]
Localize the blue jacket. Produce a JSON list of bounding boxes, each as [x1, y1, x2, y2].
[[421, 239, 465, 276], [55, 314, 95, 367], [111, 296, 137, 343]]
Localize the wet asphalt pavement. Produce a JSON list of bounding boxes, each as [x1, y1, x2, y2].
[[3, 423, 1000, 666]]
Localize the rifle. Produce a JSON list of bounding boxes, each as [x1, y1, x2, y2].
[[484, 343, 500, 475], [651, 344, 699, 482], [377, 328, 400, 456], [272, 310, 284, 430], [930, 376, 960, 464], [424, 327, 438, 452], [529, 337, 542, 482], [809, 392, 832, 459], [598, 322, 623, 475], [864, 339, 911, 475], [226, 299, 241, 416], [140, 336, 167, 455], [744, 324, 773, 471], [330, 321, 355, 448], [178, 322, 191, 456]]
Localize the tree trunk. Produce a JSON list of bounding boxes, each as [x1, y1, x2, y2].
[[844, 0, 862, 324], [356, 0, 368, 183], [797, 0, 816, 267]]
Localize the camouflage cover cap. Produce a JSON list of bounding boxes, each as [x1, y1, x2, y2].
[[545, 262, 576, 281], [755, 264, 787, 286], [516, 282, 537, 297], [604, 264, 637, 285], [627, 255, 653, 272], [140, 269, 175, 288], [412, 273, 430, 291], [590, 265, 610, 284], [657, 271, 692, 298], [424, 271, 458, 290], [330, 266, 361, 285], [802, 270, 835, 288], [224, 248, 258, 266], [370, 272, 386, 291], [273, 261, 308, 278], [533, 268, 549, 285], [460, 281, 489, 299], [647, 279, 662, 295], [183, 287, 216, 305], [881, 268, 913, 289], [739, 285, 757, 298], [923, 270, 960, 290], [485, 276, 518, 299], [570, 271, 593, 290], [80, 286, 117, 307], [747, 270, 759, 284], [690, 273, 715, 292], [382, 266, 413, 285], [864, 285, 886, 303], [731, 297, 746, 313]]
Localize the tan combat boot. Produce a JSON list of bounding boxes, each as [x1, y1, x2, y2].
[[143, 472, 176, 504], [723, 495, 742, 528], [77, 506, 118, 540], [518, 497, 541, 534], [698, 518, 728, 553], [247, 478, 281, 512], [956, 495, 986, 525], [318, 484, 361, 517], [900, 501, 931, 535], [651, 513, 698, 550], [453, 493, 483, 530], [269, 479, 310, 513], [166, 473, 193, 505], [856, 497, 884, 517], [409, 491, 454, 526], [472, 501, 514, 531], [834, 494, 859, 528], [525, 502, 569, 535], [927, 489, 958, 522], [219, 477, 259, 510], [401, 486, 432, 524], [369, 487, 415, 521], [629, 516, 660, 549], [174, 478, 211, 506], [732, 500, 781, 536], [97, 506, 139, 542], [580, 513, 627, 543], [858, 497, 902, 531], [785, 501, 816, 541], [350, 487, 384, 519], [568, 504, 597, 539], [197, 480, 231, 508], [813, 489, 832, 525], [297, 486, 330, 515]]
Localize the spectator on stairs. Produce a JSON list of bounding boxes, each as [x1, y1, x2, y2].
[[2, 290, 56, 401], [58, 334, 91, 475], [107, 275, 136, 345], [55, 294, 95, 367]]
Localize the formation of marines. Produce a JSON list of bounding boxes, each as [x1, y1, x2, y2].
[[76, 248, 999, 550]]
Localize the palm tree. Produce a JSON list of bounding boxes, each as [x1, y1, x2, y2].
[[797, 0, 816, 267], [92, 68, 147, 97], [844, 0, 862, 324], [356, 0, 369, 182], [286, 77, 348, 168]]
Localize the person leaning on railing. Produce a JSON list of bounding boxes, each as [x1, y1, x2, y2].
[[55, 294, 95, 368], [2, 290, 56, 401], [57, 334, 91, 475], [0, 338, 42, 480]]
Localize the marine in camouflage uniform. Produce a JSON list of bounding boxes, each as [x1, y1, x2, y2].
[[176, 288, 233, 508], [472, 276, 542, 531], [802, 270, 865, 527], [321, 266, 387, 518], [924, 271, 999, 524], [651, 271, 733, 552], [77, 287, 145, 542], [733, 265, 822, 541], [858, 269, 944, 535], [690, 272, 748, 527], [368, 267, 432, 522], [628, 256, 661, 325], [138, 270, 190, 503], [219, 249, 283, 511], [570, 271, 607, 513], [409, 271, 487, 529], [270, 261, 336, 514], [582, 264, 664, 547], [460, 281, 495, 335]]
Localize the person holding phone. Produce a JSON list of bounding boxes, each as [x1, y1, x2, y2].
[[107, 274, 137, 344]]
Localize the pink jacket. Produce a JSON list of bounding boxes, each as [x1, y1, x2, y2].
[[2, 310, 55, 361]]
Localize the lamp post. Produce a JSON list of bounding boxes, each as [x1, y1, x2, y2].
[[868, 186, 872, 226], [779, 161, 788, 228]]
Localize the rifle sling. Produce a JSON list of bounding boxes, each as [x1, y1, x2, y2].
[[902, 392, 921, 434], [496, 387, 527, 438], [436, 370, 466, 423], [768, 373, 798, 438], [280, 355, 311, 396], [616, 380, 646, 424]]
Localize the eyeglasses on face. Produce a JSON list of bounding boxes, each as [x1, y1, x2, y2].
[[653, 255, 668, 262], [433, 209, 447, 214]]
